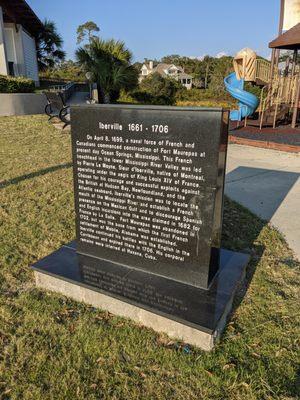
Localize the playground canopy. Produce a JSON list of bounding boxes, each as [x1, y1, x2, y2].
[[269, 22, 300, 50]]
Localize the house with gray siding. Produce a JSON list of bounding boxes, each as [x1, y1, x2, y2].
[[0, 0, 44, 86]]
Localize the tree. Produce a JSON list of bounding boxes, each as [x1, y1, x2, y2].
[[40, 60, 86, 82], [196, 56, 216, 89], [161, 55, 182, 65], [76, 38, 138, 103], [135, 72, 183, 105], [77, 21, 100, 44], [161, 55, 198, 76], [209, 56, 233, 95], [36, 19, 66, 70], [133, 61, 143, 72]]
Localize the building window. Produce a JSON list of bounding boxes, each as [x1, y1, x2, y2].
[[187, 79, 190, 84], [8, 62, 15, 76], [182, 79, 186, 84]]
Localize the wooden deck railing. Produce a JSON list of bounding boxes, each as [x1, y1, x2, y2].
[[255, 59, 272, 84], [259, 73, 300, 128]]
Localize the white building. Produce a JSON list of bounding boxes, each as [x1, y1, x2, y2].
[[0, 0, 43, 86], [140, 61, 193, 90]]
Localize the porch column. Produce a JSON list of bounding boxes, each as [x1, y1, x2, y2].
[[292, 50, 299, 129], [0, 6, 8, 75], [292, 78, 300, 129], [270, 49, 276, 81]]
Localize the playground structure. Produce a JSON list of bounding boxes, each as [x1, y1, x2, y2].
[[264, 22, 300, 129], [224, 48, 260, 122], [225, 20, 300, 129]]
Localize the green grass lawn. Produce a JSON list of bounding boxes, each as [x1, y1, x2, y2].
[[0, 115, 299, 400]]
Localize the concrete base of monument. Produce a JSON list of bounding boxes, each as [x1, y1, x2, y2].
[[32, 242, 249, 351]]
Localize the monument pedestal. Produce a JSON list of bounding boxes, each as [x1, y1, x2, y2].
[[32, 242, 249, 351]]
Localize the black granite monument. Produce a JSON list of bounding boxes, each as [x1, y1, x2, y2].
[[32, 105, 249, 349]]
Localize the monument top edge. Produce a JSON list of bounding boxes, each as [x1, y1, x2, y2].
[[71, 104, 228, 112]]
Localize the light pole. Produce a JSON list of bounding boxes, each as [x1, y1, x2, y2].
[[85, 72, 93, 101]]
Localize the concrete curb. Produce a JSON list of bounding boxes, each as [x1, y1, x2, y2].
[[229, 135, 300, 153]]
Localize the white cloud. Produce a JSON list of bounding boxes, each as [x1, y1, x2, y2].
[[216, 51, 228, 58], [189, 52, 230, 60], [189, 55, 207, 60]]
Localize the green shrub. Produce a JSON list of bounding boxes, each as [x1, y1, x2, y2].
[[40, 62, 86, 83], [176, 87, 233, 102], [244, 82, 263, 99], [117, 90, 139, 104], [131, 90, 156, 104], [132, 73, 182, 105], [0, 75, 35, 93]]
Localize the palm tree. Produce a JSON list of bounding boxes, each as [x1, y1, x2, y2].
[[76, 38, 138, 103], [37, 19, 66, 70]]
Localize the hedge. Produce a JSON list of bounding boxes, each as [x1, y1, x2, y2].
[[175, 87, 233, 102], [0, 75, 35, 93]]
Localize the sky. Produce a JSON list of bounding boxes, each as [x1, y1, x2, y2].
[[28, 0, 280, 62]]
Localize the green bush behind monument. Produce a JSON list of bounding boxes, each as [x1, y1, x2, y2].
[[132, 72, 182, 105]]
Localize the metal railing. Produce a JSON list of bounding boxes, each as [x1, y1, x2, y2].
[[49, 82, 76, 102]]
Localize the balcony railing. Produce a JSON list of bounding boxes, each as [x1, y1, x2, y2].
[[255, 59, 272, 84]]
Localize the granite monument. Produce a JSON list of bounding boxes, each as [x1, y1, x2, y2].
[[32, 104, 249, 350]]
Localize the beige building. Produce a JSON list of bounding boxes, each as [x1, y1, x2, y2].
[[0, 0, 44, 85], [140, 61, 193, 90]]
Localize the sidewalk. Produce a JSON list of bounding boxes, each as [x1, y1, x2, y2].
[[69, 91, 89, 105], [225, 144, 300, 259]]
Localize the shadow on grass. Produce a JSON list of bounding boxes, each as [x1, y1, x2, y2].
[[222, 196, 266, 309], [222, 197, 300, 397], [222, 165, 299, 374], [0, 162, 73, 189]]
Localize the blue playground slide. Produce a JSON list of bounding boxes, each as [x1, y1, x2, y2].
[[224, 72, 259, 121]]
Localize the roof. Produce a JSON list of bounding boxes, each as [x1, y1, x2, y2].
[[140, 62, 192, 80], [153, 63, 170, 75], [269, 23, 300, 50], [178, 72, 193, 79], [0, 0, 44, 38], [153, 63, 184, 75]]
